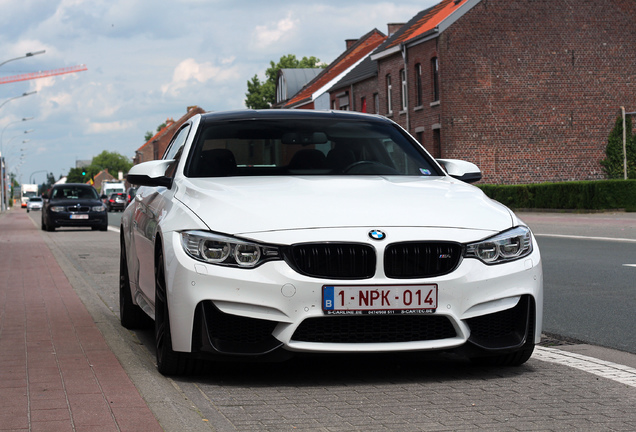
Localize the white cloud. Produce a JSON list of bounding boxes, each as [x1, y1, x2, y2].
[[161, 58, 239, 96], [251, 13, 299, 50], [86, 120, 135, 134]]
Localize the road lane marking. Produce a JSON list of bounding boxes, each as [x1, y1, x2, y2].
[[535, 233, 636, 243], [533, 346, 636, 387], [623, 264, 636, 268]]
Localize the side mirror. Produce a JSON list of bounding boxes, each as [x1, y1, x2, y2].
[[126, 160, 174, 188], [436, 159, 482, 183]]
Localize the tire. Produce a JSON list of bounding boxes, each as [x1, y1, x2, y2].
[[100, 223, 108, 232], [119, 241, 149, 329], [41, 218, 46, 231], [155, 249, 199, 375], [46, 222, 56, 232]]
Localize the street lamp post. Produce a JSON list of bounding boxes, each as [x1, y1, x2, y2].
[[1, 131, 35, 211], [1, 118, 33, 211], [0, 91, 37, 112], [0, 50, 46, 69], [30, 170, 48, 185]]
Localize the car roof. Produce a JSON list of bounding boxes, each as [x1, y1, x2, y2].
[[198, 109, 390, 124]]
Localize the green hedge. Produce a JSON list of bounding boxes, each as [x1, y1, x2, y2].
[[478, 180, 636, 212]]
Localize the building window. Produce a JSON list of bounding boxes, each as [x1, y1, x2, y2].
[[400, 69, 407, 111], [431, 57, 439, 102], [360, 97, 367, 113], [386, 74, 392, 114], [415, 63, 422, 107], [337, 92, 350, 110], [374, 93, 379, 114]]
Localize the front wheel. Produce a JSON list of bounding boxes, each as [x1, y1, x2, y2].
[[155, 249, 200, 375]]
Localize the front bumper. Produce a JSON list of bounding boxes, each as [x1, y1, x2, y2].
[[48, 211, 107, 227], [162, 229, 543, 357]]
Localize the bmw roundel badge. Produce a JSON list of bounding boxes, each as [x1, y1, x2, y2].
[[369, 229, 386, 240]]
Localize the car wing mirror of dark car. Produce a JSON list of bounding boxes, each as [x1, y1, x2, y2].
[[126, 160, 174, 188], [436, 159, 482, 184]]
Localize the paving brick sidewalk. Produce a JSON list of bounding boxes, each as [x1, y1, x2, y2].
[[0, 210, 163, 432]]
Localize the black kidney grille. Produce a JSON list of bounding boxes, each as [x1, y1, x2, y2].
[[285, 243, 375, 279], [66, 204, 91, 213], [384, 242, 462, 278], [292, 315, 457, 343]]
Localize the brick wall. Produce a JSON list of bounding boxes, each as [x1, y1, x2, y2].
[[133, 106, 206, 165], [439, 0, 636, 184], [370, 0, 636, 184], [330, 76, 380, 113]]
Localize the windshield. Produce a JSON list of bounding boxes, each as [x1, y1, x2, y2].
[[52, 186, 99, 200], [185, 118, 441, 177]]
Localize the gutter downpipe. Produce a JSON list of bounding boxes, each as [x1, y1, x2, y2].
[[623, 107, 627, 180], [402, 43, 410, 132]]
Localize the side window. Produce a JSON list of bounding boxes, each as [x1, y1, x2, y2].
[[163, 124, 191, 178], [163, 125, 191, 160]]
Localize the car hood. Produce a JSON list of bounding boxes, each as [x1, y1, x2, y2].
[[175, 176, 515, 235]]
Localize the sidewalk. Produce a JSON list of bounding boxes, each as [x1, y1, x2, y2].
[[0, 210, 163, 432]]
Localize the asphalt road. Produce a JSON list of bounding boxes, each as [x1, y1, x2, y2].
[[518, 211, 636, 354], [539, 235, 636, 353], [25, 209, 636, 431]]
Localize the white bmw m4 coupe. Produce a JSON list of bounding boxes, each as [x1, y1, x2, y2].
[[120, 109, 543, 375]]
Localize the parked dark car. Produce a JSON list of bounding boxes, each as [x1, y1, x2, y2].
[[41, 183, 108, 231], [126, 187, 137, 206], [107, 192, 127, 212]]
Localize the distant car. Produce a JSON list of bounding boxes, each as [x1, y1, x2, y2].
[[26, 197, 43, 212], [125, 187, 137, 206], [120, 109, 543, 375], [42, 183, 108, 232], [107, 192, 127, 212]]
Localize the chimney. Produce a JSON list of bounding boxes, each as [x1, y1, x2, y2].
[[346, 39, 358, 50], [387, 23, 405, 37]]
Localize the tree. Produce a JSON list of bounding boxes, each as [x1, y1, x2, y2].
[[600, 115, 636, 179], [91, 150, 133, 176], [145, 122, 168, 142], [38, 172, 58, 195], [245, 54, 325, 109], [65, 151, 133, 184]]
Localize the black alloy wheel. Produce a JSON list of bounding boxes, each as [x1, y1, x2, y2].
[[154, 249, 199, 375], [119, 240, 149, 329]]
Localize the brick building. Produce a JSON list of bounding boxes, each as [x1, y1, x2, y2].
[[133, 106, 206, 165], [346, 0, 636, 184], [283, 29, 387, 110]]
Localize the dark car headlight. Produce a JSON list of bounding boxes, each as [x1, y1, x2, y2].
[[180, 231, 281, 268], [464, 226, 533, 264]]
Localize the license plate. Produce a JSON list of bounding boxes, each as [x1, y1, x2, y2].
[[323, 285, 437, 315], [70, 214, 89, 219]]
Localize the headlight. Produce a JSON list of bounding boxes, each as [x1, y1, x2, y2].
[[464, 226, 533, 264], [180, 231, 281, 268], [50, 206, 65, 212], [92, 204, 106, 212]]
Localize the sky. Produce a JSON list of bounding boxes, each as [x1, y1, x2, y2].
[[0, 0, 439, 185]]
